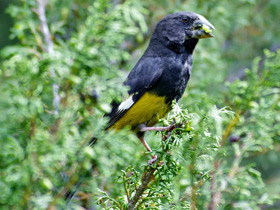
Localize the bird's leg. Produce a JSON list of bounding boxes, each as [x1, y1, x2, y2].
[[140, 120, 176, 133], [137, 132, 157, 165], [136, 120, 177, 165], [137, 133, 152, 152]]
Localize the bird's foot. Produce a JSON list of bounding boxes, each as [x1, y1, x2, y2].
[[148, 155, 158, 165]]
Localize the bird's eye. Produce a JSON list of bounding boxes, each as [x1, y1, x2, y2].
[[182, 18, 188, 23]]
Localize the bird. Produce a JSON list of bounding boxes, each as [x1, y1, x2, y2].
[[104, 11, 215, 163], [65, 11, 215, 202]]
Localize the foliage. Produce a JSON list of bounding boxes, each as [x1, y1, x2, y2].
[[0, 0, 279, 210]]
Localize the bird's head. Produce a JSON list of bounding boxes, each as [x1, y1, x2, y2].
[[154, 11, 215, 46]]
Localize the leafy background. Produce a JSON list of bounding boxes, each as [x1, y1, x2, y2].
[[0, 0, 279, 209]]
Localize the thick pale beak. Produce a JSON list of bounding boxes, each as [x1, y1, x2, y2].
[[192, 15, 215, 39]]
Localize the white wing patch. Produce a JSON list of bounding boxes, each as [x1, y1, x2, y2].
[[105, 95, 136, 129], [118, 95, 135, 112]]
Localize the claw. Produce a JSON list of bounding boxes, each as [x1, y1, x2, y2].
[[148, 155, 158, 165]]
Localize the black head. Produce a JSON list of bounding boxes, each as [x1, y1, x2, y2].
[[151, 11, 215, 53]]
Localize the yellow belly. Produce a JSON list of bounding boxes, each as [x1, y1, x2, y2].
[[111, 92, 171, 130]]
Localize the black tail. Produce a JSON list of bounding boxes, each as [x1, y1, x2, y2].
[[88, 136, 98, 146], [64, 179, 84, 202], [64, 136, 98, 203]]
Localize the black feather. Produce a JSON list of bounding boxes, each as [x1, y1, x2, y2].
[[106, 57, 163, 129], [106, 12, 203, 129]]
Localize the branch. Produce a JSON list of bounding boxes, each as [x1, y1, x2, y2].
[[36, 0, 60, 115], [208, 161, 221, 210], [127, 166, 156, 210], [127, 122, 178, 209], [208, 111, 242, 210]]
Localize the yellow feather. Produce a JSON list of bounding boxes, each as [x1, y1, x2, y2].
[[110, 92, 171, 130]]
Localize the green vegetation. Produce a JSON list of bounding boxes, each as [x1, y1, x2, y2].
[[0, 0, 279, 209]]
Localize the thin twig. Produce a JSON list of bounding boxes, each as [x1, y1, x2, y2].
[[127, 166, 156, 210], [208, 161, 221, 210], [36, 0, 60, 115], [228, 144, 243, 178], [123, 173, 130, 203], [189, 134, 199, 210], [127, 122, 178, 209], [208, 110, 242, 210], [221, 111, 241, 147]]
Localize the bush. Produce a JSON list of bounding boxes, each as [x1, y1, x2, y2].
[[0, 0, 279, 209]]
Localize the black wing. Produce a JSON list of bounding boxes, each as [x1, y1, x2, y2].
[[105, 56, 164, 130]]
